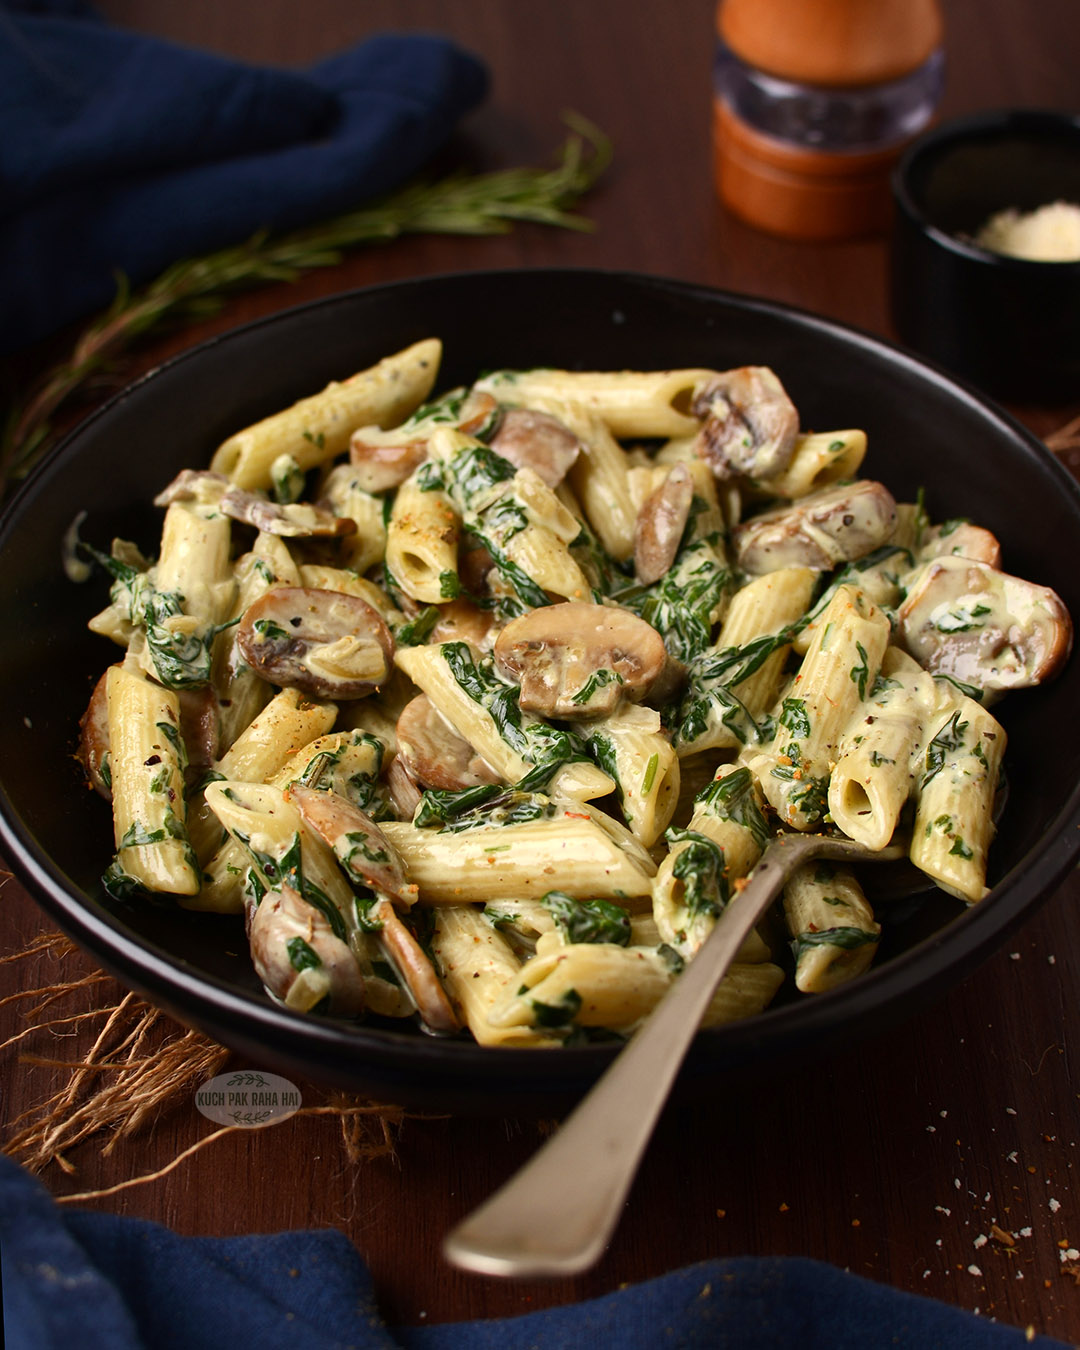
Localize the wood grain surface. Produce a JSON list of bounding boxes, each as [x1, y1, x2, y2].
[[3, 0, 1080, 1338]]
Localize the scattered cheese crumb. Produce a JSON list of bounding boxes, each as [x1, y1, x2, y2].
[[1050, 1198, 1062, 1213], [1020, 1227, 1033, 1238], [968, 1264, 983, 1277], [1010, 952, 1021, 961], [936, 1206, 952, 1217], [974, 1235, 988, 1249], [1006, 1108, 1017, 1116]]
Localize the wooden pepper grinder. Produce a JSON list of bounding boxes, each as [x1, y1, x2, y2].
[[713, 0, 945, 240]]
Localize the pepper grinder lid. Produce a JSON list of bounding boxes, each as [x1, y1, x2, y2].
[[713, 0, 945, 240]]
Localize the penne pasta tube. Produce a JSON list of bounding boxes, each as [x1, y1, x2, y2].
[[676, 566, 816, 757], [750, 430, 867, 500], [318, 462, 389, 576], [783, 862, 880, 993], [381, 799, 656, 906], [476, 367, 714, 439], [105, 663, 199, 896], [385, 475, 461, 605], [430, 905, 557, 1047], [211, 339, 441, 490], [578, 703, 679, 847], [750, 585, 891, 830], [828, 647, 937, 849], [652, 764, 770, 961], [910, 695, 1006, 902]]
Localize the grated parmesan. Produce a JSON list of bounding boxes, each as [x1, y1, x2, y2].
[[974, 200, 1080, 262]]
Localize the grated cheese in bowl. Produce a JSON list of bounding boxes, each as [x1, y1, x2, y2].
[[973, 200, 1080, 262]]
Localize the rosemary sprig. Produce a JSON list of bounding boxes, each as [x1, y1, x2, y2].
[[1, 114, 611, 493]]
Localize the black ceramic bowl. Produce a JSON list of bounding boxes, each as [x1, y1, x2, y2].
[[3, 269, 1079, 1112], [891, 108, 1080, 402]]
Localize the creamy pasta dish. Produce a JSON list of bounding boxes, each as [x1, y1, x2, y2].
[[76, 340, 1072, 1046]]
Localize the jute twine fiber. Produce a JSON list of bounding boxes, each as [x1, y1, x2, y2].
[[0, 931, 409, 1202]]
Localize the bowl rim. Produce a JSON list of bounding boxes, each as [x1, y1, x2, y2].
[[4, 264, 1080, 1089], [892, 106, 1080, 269]]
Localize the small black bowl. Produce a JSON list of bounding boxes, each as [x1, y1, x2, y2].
[[891, 108, 1080, 402], [2, 269, 1080, 1112]]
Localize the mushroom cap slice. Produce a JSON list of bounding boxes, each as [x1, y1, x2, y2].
[[396, 694, 502, 792], [369, 896, 460, 1035], [285, 782, 417, 906], [219, 487, 355, 538], [917, 520, 1002, 569], [346, 439, 429, 494], [77, 669, 112, 800], [385, 755, 423, 820], [493, 601, 668, 718], [733, 480, 897, 575], [236, 586, 393, 699], [153, 468, 229, 507], [896, 555, 1073, 692], [488, 407, 582, 489], [430, 596, 495, 652], [634, 463, 694, 585], [692, 366, 799, 481], [249, 882, 367, 1016]]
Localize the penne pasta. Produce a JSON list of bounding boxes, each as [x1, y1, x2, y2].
[[75, 343, 1066, 1051]]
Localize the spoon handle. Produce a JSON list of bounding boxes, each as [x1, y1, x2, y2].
[[442, 831, 826, 1278]]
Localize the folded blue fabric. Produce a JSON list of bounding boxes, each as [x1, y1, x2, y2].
[[0, 0, 488, 353], [0, 1154, 1068, 1350]]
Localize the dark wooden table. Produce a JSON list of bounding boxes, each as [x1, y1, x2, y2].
[[4, 0, 1080, 1339]]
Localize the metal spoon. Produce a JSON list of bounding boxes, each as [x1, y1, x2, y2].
[[442, 830, 907, 1278]]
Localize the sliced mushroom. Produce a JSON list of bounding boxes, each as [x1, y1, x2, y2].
[[77, 670, 112, 799], [733, 480, 897, 575], [368, 896, 460, 1034], [285, 782, 417, 906], [430, 596, 495, 651], [348, 389, 499, 494], [347, 440, 429, 494], [177, 684, 220, 779], [917, 520, 1002, 569], [236, 586, 393, 699], [396, 694, 502, 791], [634, 463, 694, 584], [249, 882, 367, 1015], [458, 543, 495, 596], [219, 487, 355, 539], [385, 754, 423, 820], [692, 366, 799, 481], [488, 407, 582, 489], [152, 469, 228, 507], [493, 601, 668, 718], [896, 555, 1072, 692], [285, 783, 458, 1032]]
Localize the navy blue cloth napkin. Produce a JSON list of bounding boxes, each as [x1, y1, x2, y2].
[[0, 0, 489, 354], [0, 1154, 1069, 1350]]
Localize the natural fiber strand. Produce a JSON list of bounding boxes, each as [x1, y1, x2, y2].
[[55, 1104, 406, 1203], [1046, 412, 1080, 453], [2, 931, 407, 1183]]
